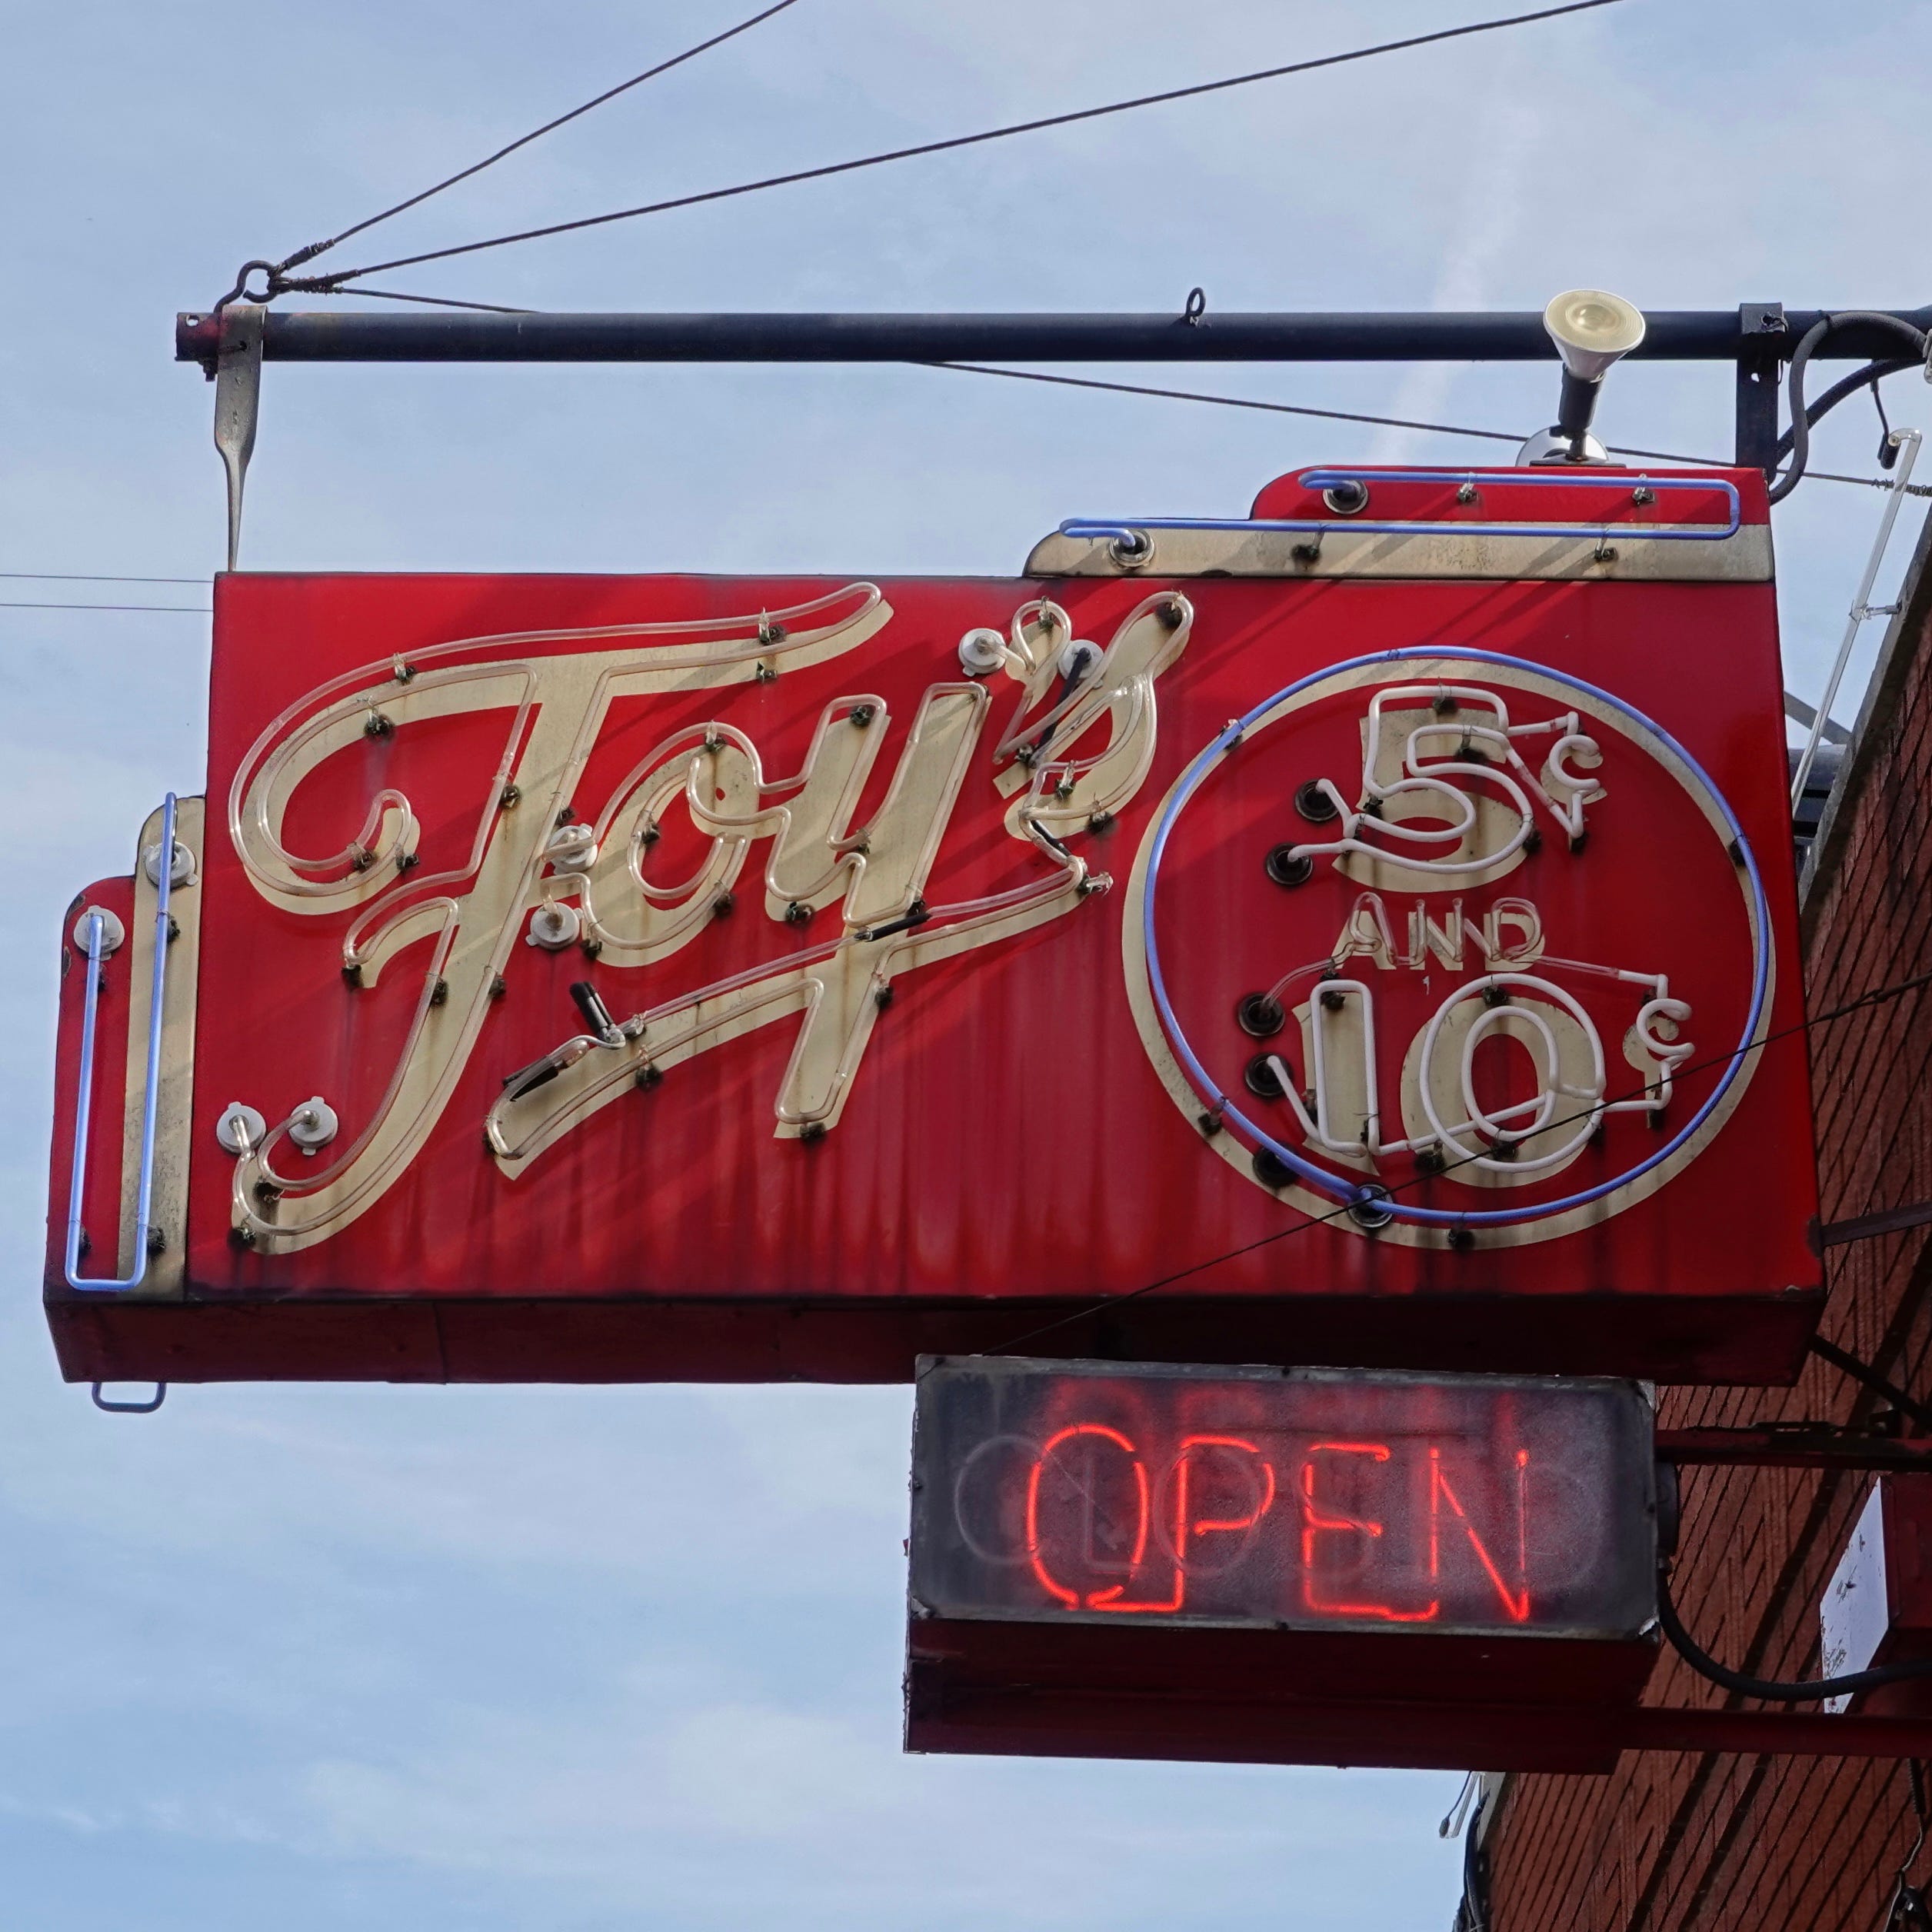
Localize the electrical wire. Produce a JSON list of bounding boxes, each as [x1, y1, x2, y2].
[[1657, 1567, 1932, 1703], [275, 0, 808, 277], [1772, 314, 1930, 503], [1777, 357, 1916, 461], [1780, 355, 1917, 458], [0, 601, 210, 613], [274, 0, 1631, 294], [0, 572, 205, 585], [960, 961, 1932, 1363]]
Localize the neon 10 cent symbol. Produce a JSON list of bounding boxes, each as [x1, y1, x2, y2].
[[1124, 650, 1774, 1247]]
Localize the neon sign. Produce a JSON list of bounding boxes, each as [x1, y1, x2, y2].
[[45, 464, 1822, 1389], [1127, 652, 1774, 1243], [216, 586, 1190, 1252], [911, 1357, 1657, 1638]]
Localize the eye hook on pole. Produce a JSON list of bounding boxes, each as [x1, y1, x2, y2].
[[213, 260, 278, 312]]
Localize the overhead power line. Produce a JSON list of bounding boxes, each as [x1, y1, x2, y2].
[[273, 0, 1630, 294]]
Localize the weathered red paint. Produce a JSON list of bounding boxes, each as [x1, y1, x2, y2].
[[45, 467, 1821, 1384]]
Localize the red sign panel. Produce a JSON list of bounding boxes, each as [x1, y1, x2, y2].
[[46, 467, 1820, 1385], [904, 1357, 1660, 1771]]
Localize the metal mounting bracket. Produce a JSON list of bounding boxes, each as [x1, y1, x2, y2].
[[1061, 469, 1744, 548], [1735, 302, 1787, 472], [1822, 1197, 1932, 1247], [1657, 1425, 1932, 1471], [214, 304, 263, 571], [64, 794, 182, 1294], [90, 1384, 166, 1414]]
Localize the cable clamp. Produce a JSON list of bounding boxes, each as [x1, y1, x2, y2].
[[212, 256, 355, 310]]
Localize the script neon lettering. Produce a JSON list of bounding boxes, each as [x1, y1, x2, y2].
[[223, 590, 1194, 1251]]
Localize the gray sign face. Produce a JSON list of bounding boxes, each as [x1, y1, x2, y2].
[[911, 1358, 1658, 1640]]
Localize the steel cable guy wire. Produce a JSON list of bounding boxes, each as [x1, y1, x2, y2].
[[929, 361, 1932, 495], [0, 572, 206, 585], [268, 0, 1631, 295], [18, 359, 1924, 611], [271, 0, 808, 278], [323, 286, 537, 315]]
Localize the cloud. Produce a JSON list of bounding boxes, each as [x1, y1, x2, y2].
[[1370, 88, 1547, 465]]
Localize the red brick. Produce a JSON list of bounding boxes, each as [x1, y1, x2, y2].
[[1492, 571, 1932, 1931]]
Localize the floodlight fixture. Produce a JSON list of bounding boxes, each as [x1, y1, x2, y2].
[[1518, 289, 1647, 465]]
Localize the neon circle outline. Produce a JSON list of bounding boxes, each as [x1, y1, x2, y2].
[[1138, 647, 1772, 1227]]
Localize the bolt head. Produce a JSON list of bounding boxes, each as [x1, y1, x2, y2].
[[1236, 993, 1285, 1038], [1243, 1053, 1287, 1099], [1264, 845, 1314, 888], [1294, 780, 1339, 824], [1251, 1148, 1294, 1190]]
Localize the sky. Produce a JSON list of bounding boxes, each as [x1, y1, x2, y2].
[[2, 0, 1929, 1926]]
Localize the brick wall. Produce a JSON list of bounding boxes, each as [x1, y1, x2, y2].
[[1489, 511, 1932, 1932]]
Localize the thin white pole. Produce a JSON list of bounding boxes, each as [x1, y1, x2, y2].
[[1793, 429, 1924, 808]]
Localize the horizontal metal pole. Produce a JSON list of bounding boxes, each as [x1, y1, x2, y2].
[[1657, 1427, 1932, 1471], [175, 306, 1932, 369], [1620, 1704, 1932, 1759], [1821, 1195, 1932, 1247]]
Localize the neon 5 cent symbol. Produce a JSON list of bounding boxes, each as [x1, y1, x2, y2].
[[1124, 650, 1772, 1247]]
